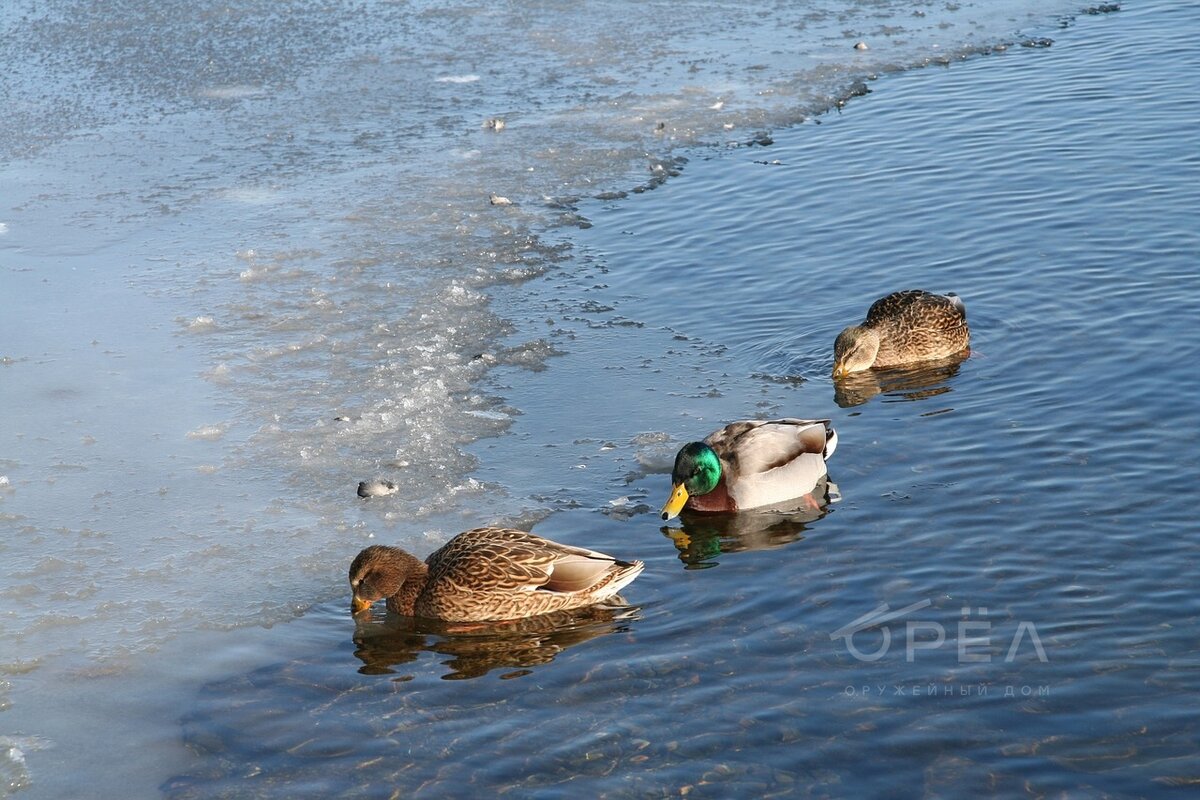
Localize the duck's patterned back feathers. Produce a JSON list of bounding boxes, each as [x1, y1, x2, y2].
[[416, 527, 643, 622], [861, 290, 969, 367], [705, 418, 834, 479]]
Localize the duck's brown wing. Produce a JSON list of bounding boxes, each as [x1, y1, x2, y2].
[[866, 290, 966, 332], [426, 527, 633, 595]]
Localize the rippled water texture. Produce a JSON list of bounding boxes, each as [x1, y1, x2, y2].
[[1, 0, 1081, 661], [3, 3, 1096, 794], [161, 3, 1200, 798]]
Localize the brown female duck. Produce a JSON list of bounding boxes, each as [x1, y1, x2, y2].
[[833, 290, 970, 377], [349, 527, 644, 622]]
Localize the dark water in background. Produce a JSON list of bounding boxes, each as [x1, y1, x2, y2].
[[164, 3, 1200, 798]]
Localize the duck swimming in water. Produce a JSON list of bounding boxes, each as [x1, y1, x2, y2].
[[349, 527, 644, 622], [833, 290, 969, 378], [660, 418, 837, 520]]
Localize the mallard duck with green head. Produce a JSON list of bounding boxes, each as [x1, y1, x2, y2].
[[833, 290, 969, 378], [660, 418, 837, 520], [349, 527, 644, 622]]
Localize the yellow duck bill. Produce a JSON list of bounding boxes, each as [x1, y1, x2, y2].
[[660, 483, 689, 521]]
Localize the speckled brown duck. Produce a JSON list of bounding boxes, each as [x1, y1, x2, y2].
[[833, 290, 970, 378], [349, 527, 644, 622]]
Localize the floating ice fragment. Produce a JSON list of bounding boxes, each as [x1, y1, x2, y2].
[[484, 117, 506, 132], [224, 187, 276, 204], [0, 734, 54, 794], [490, 194, 513, 206], [204, 363, 232, 384], [199, 85, 266, 99], [186, 316, 216, 331], [854, 41, 869, 51], [604, 502, 652, 520], [465, 409, 510, 421], [436, 74, 480, 84], [0, 222, 8, 234], [186, 425, 226, 441]]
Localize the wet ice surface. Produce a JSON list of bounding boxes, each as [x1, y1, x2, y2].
[[0, 0, 1088, 655], [0, 0, 1182, 797]]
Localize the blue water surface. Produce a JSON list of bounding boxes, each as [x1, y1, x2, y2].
[[166, 3, 1200, 798]]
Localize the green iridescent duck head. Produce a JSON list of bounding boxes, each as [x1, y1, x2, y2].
[[660, 442, 722, 520]]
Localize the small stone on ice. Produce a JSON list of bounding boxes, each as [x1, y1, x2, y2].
[[358, 480, 398, 498]]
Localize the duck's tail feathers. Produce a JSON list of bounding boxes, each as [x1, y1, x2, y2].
[[823, 424, 838, 461], [605, 561, 645, 597]]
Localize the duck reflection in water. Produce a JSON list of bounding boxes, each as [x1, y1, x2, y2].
[[351, 602, 639, 680], [663, 475, 838, 569], [832, 352, 968, 409]]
